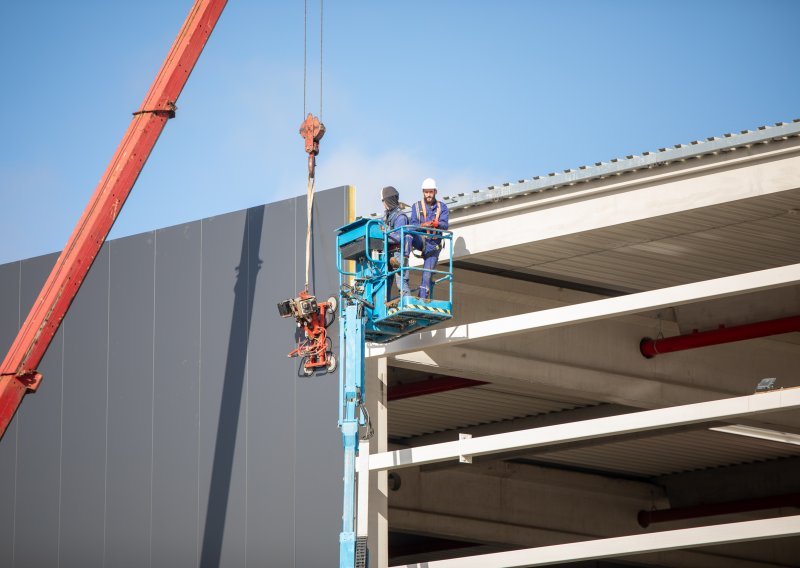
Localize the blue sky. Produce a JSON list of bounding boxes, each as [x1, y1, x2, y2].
[[1, 0, 798, 265]]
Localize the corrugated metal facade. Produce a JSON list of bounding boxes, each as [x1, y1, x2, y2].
[[0, 187, 349, 568]]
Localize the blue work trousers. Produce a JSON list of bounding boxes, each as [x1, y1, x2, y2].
[[412, 234, 441, 299], [418, 253, 439, 299]]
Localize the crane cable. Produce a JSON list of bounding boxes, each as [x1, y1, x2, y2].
[[302, 0, 324, 292], [302, 0, 324, 120]]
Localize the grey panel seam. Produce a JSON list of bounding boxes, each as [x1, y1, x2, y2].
[[17, 262, 21, 331], [103, 245, 111, 568], [197, 220, 203, 568], [149, 231, 157, 568], [12, 410, 17, 568], [293, 199, 297, 567], [244, 211, 250, 567], [57, 324, 64, 567], [12, 262, 20, 568]]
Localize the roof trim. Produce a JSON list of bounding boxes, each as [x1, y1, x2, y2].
[[364, 119, 800, 218]]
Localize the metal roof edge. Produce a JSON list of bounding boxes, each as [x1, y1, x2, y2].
[[362, 119, 800, 218]]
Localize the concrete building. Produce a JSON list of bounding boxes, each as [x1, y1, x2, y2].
[[364, 119, 800, 567], [2, 119, 800, 567]]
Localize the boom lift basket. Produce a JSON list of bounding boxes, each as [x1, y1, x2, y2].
[[336, 218, 453, 343]]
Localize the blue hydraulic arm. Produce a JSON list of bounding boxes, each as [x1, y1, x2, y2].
[[339, 303, 365, 567], [336, 218, 453, 568]]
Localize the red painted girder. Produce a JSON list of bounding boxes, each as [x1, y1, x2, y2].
[[640, 315, 800, 358], [0, 0, 228, 438]]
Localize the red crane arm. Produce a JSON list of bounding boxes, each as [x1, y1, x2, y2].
[[0, 0, 228, 437]]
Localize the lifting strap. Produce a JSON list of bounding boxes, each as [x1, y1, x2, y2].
[[301, 0, 324, 292], [305, 176, 314, 291]]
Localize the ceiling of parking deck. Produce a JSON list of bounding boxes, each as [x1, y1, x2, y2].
[[458, 188, 800, 294]]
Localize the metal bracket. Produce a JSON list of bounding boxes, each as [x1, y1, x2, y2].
[[4, 370, 44, 392], [459, 432, 473, 464], [132, 101, 177, 119]]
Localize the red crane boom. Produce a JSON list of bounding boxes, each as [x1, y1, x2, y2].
[[0, 0, 229, 438]]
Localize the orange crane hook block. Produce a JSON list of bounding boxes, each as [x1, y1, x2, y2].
[[277, 292, 338, 376], [299, 113, 325, 179]]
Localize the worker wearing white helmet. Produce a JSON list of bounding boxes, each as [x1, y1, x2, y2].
[[410, 177, 450, 299]]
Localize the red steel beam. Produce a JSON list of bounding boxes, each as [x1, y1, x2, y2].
[[640, 315, 800, 358], [388, 377, 487, 401], [0, 0, 228, 438]]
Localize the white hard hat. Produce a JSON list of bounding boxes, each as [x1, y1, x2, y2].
[[421, 177, 437, 190]]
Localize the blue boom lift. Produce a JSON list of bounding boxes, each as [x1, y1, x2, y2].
[[336, 218, 453, 568]]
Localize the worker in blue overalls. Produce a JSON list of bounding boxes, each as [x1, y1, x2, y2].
[[410, 178, 450, 300], [382, 185, 411, 301]]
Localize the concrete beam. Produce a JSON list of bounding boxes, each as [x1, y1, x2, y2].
[[368, 263, 800, 358], [389, 461, 796, 568], [444, 149, 800, 261], [392, 404, 636, 449], [390, 460, 663, 540], [364, 387, 800, 472], [390, 509, 788, 568], [392, 347, 733, 409], [392, 515, 800, 568]]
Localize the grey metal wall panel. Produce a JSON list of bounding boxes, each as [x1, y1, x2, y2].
[[13, 253, 62, 567], [246, 199, 298, 567], [294, 188, 347, 566], [197, 210, 249, 568], [105, 233, 156, 568], [1, 187, 348, 567], [59, 244, 109, 566], [0, 260, 21, 566], [0, 260, 20, 354], [151, 221, 202, 568]]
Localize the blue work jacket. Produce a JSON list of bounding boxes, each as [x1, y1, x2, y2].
[[384, 207, 411, 253], [411, 199, 450, 253]]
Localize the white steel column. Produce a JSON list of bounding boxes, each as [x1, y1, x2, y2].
[[368, 263, 800, 358], [364, 356, 388, 568], [392, 515, 800, 568], [362, 387, 800, 472]]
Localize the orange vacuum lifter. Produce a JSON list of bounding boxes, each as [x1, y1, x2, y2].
[[277, 291, 338, 375], [0, 0, 229, 438]]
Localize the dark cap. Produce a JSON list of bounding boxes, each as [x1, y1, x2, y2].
[[381, 186, 399, 201]]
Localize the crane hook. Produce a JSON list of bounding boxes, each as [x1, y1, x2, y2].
[[299, 113, 326, 179]]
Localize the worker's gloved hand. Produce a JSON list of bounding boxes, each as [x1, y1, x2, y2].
[[389, 256, 400, 270], [430, 220, 439, 229]]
